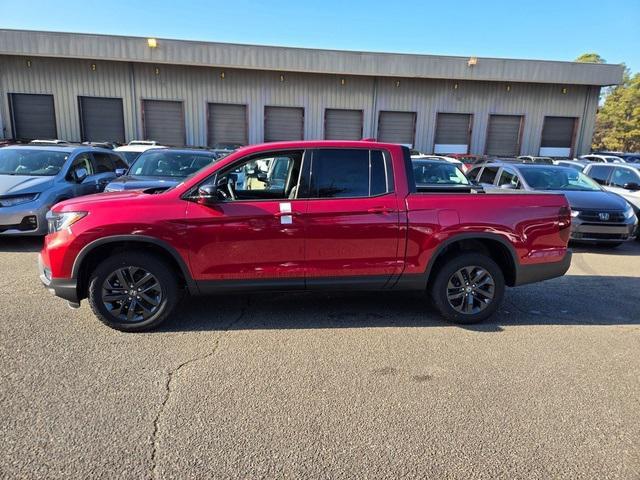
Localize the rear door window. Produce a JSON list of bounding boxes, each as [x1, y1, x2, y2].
[[310, 149, 392, 198], [467, 166, 482, 181], [92, 152, 115, 173], [587, 165, 613, 185], [478, 166, 499, 184]]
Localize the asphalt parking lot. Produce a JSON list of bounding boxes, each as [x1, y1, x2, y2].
[[1, 238, 639, 479]]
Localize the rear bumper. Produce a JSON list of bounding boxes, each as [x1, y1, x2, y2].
[[514, 250, 572, 286], [38, 253, 80, 304]]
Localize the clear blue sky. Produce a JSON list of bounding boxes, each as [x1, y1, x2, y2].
[[2, 0, 639, 73]]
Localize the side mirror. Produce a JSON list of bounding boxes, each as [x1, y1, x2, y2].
[[75, 167, 88, 183], [623, 182, 640, 191], [197, 184, 218, 204], [115, 168, 127, 177]]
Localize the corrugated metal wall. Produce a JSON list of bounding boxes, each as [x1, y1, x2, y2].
[[0, 55, 599, 154]]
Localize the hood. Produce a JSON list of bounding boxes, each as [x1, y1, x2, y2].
[[557, 190, 629, 211], [54, 190, 149, 211], [105, 175, 181, 191], [0, 174, 55, 195]]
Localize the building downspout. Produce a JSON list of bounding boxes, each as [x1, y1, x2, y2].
[[370, 77, 378, 139], [129, 62, 139, 140]]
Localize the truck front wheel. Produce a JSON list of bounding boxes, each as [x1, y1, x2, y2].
[[87, 252, 179, 332], [430, 253, 505, 324]]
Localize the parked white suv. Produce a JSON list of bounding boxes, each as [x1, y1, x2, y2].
[[114, 140, 166, 165], [580, 154, 625, 164]]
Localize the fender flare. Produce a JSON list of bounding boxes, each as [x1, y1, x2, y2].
[[423, 232, 520, 285], [71, 235, 198, 294]]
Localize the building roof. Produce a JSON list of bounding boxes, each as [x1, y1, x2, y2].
[[0, 29, 624, 86]]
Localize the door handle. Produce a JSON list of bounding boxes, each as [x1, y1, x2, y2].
[[367, 207, 396, 214], [274, 211, 300, 217]]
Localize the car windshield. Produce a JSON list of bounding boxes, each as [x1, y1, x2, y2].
[[519, 166, 601, 191], [0, 149, 69, 176], [128, 151, 216, 178], [412, 161, 470, 186], [119, 151, 141, 164]]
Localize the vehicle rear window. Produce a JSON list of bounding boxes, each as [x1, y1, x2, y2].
[[310, 149, 391, 198], [587, 165, 613, 185], [412, 161, 469, 186], [479, 166, 499, 184]]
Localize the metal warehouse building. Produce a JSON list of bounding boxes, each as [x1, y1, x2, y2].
[[0, 29, 624, 156]]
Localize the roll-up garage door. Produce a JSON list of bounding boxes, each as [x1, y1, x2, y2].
[[324, 109, 363, 140], [207, 103, 248, 147], [142, 100, 185, 146], [539, 116, 576, 157], [79, 96, 125, 143], [264, 106, 304, 142], [8, 93, 56, 141], [434, 113, 471, 154], [377, 111, 416, 146], [485, 115, 523, 156]]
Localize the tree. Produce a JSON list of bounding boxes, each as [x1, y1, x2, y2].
[[575, 53, 606, 64], [593, 73, 640, 151]]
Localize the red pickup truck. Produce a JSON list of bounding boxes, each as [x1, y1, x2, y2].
[[39, 141, 572, 331]]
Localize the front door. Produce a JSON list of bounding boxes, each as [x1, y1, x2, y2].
[[304, 148, 401, 288], [185, 150, 307, 287]]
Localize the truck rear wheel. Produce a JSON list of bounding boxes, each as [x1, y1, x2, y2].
[[87, 252, 179, 332], [430, 253, 505, 324]]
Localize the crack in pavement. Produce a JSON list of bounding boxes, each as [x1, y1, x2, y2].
[[149, 298, 250, 479]]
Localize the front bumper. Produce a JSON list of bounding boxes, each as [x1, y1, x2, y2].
[[570, 214, 637, 243], [0, 202, 49, 235], [515, 250, 572, 286], [38, 253, 80, 304]]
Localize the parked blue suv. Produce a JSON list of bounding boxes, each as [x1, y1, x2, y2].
[[0, 145, 127, 235]]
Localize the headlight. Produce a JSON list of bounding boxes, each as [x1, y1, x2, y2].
[[570, 210, 581, 218], [624, 204, 636, 219], [46, 211, 87, 234], [0, 193, 39, 207]]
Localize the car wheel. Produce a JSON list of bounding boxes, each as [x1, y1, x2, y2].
[[87, 252, 178, 332], [430, 253, 505, 324]]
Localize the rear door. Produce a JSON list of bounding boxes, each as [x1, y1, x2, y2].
[[8, 93, 57, 140], [264, 106, 304, 142], [485, 115, 523, 156], [66, 153, 99, 196], [304, 148, 401, 287], [79, 96, 125, 143], [142, 100, 185, 146], [539, 116, 576, 158]]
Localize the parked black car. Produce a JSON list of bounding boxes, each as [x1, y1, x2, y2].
[[104, 148, 219, 192]]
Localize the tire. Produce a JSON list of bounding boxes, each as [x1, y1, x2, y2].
[[430, 252, 505, 325], [87, 252, 179, 332]]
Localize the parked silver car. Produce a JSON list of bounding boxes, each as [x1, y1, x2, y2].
[[0, 145, 127, 235], [584, 163, 640, 214], [468, 162, 637, 246]]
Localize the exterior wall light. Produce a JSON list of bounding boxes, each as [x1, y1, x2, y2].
[[395, 80, 401, 88], [561, 87, 568, 94], [279, 74, 285, 82], [147, 38, 158, 48], [468, 56, 478, 67], [90, 63, 97, 71], [220, 71, 225, 79], [26, 59, 32, 68], [154, 67, 160, 75], [506, 85, 511, 92], [454, 82, 459, 90], [340, 78, 346, 86]]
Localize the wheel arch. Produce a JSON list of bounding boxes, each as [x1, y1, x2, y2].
[[425, 233, 519, 288], [72, 235, 197, 299]]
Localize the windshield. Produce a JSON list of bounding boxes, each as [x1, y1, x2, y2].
[[119, 151, 141, 164], [128, 151, 216, 178], [412, 161, 470, 186], [519, 166, 601, 191], [0, 149, 69, 176]]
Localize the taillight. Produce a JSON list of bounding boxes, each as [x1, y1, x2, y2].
[[558, 206, 571, 243]]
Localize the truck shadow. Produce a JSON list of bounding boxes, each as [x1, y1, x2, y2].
[[158, 274, 640, 333]]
